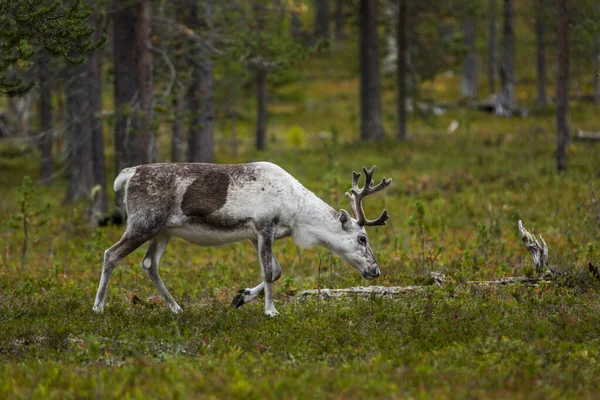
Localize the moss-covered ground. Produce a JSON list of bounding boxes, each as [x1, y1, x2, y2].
[[1, 32, 600, 398]]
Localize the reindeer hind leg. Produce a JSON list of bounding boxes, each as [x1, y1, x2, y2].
[[93, 227, 158, 313], [141, 233, 182, 313]]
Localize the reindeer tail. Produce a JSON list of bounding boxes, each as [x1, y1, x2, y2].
[[113, 167, 137, 193]]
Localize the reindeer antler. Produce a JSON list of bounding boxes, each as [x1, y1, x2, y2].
[[344, 166, 392, 226]]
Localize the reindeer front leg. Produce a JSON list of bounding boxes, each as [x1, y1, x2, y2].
[[231, 248, 282, 309], [257, 227, 278, 316]]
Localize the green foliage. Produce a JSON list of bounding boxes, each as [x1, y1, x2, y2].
[[8, 176, 49, 271], [1, 110, 600, 397], [2, 284, 600, 397], [383, 0, 467, 88], [407, 200, 443, 271], [569, 1, 600, 63], [322, 125, 340, 171], [1, 5, 600, 395], [285, 124, 307, 148], [0, 0, 107, 96], [322, 127, 341, 206], [216, 1, 316, 72]]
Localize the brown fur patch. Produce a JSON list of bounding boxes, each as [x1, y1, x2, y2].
[[124, 163, 258, 231], [126, 166, 178, 229], [181, 169, 230, 217]]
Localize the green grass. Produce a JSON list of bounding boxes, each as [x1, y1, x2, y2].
[[2, 25, 600, 400]]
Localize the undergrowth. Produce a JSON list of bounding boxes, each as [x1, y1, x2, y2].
[[1, 33, 600, 400]]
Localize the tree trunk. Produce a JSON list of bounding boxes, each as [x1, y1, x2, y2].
[[290, 11, 302, 37], [396, 0, 407, 140], [188, 60, 214, 162], [500, 0, 515, 110], [438, 0, 453, 40], [535, 0, 548, 108], [594, 35, 599, 105], [187, 0, 214, 163], [8, 69, 33, 138], [64, 63, 94, 203], [197, 14, 214, 163], [187, 0, 200, 162], [137, 0, 154, 163], [487, 0, 497, 94], [335, 0, 344, 37], [461, 18, 478, 99], [359, 0, 384, 141], [56, 83, 65, 125], [113, 0, 155, 212], [88, 11, 107, 222], [556, 0, 569, 173], [314, 0, 329, 40], [113, 2, 136, 192], [171, 91, 185, 162], [171, 2, 185, 163], [255, 68, 268, 151], [38, 57, 53, 185], [254, 2, 268, 151]]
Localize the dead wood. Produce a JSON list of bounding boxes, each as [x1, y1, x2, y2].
[[294, 285, 428, 301], [293, 275, 551, 301], [293, 220, 554, 301], [476, 93, 528, 117], [573, 130, 600, 142], [518, 219, 549, 275]]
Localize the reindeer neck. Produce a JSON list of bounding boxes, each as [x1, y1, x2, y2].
[[291, 187, 340, 249]]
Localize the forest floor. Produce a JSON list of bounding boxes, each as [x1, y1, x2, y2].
[[1, 38, 600, 398]]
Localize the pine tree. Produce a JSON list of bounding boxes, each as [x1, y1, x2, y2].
[[0, 0, 106, 96]]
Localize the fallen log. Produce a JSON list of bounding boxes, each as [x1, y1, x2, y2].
[[573, 130, 600, 142], [476, 93, 528, 117], [294, 220, 553, 301], [294, 276, 551, 301], [294, 285, 428, 301]]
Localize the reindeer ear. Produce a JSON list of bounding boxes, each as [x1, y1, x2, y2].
[[339, 209, 352, 227]]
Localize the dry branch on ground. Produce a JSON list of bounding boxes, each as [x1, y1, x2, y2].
[[294, 220, 555, 301], [573, 130, 600, 142]]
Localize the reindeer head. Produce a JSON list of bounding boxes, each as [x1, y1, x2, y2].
[[332, 166, 392, 280]]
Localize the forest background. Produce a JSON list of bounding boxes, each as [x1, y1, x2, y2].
[[1, 0, 600, 397]]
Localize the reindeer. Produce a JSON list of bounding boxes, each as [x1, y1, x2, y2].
[[93, 162, 392, 316]]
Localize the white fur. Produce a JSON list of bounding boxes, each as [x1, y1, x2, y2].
[[95, 162, 388, 316], [113, 167, 137, 192]]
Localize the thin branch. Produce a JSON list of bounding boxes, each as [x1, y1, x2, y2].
[[152, 17, 224, 55], [573, 130, 600, 142], [152, 47, 176, 96], [293, 277, 551, 301], [152, 17, 277, 70]]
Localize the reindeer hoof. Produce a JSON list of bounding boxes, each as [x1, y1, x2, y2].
[[264, 308, 279, 317], [92, 304, 104, 313], [231, 289, 250, 308], [170, 304, 183, 314]]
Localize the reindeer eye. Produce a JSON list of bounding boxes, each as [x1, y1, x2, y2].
[[358, 235, 367, 245]]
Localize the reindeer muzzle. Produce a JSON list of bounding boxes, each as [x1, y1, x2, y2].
[[362, 265, 381, 280]]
